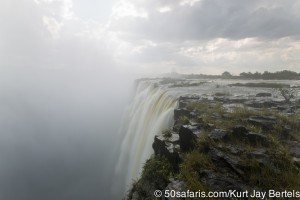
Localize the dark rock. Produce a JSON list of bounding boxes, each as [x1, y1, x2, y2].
[[231, 126, 268, 145], [208, 129, 226, 140], [289, 141, 300, 158], [232, 126, 249, 136], [246, 132, 268, 145], [178, 96, 200, 108], [152, 135, 181, 167], [245, 100, 276, 108], [178, 125, 198, 152], [277, 105, 295, 113], [214, 92, 229, 96], [226, 145, 244, 155], [174, 108, 191, 121], [248, 116, 276, 131], [279, 126, 293, 140], [200, 170, 251, 191], [256, 93, 272, 97], [227, 97, 248, 104], [292, 157, 300, 168], [213, 96, 229, 103], [178, 100, 187, 109], [208, 147, 247, 177], [248, 148, 271, 165]]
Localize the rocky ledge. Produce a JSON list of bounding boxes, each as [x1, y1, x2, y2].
[[126, 93, 300, 200]]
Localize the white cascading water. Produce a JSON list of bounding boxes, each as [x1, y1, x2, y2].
[[114, 80, 177, 194]]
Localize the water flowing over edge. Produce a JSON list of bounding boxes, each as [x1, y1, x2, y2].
[[113, 80, 178, 195]]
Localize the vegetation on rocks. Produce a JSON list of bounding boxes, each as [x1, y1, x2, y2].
[[126, 90, 300, 200]]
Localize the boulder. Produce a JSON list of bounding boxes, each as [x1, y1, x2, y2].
[[247, 148, 278, 172], [152, 135, 181, 167], [231, 126, 268, 145], [289, 141, 300, 158], [178, 125, 199, 152], [208, 147, 246, 177], [248, 116, 276, 131], [199, 170, 251, 191], [208, 129, 226, 140]]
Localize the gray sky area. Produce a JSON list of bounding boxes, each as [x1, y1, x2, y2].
[[0, 1, 300, 200], [1, 0, 300, 75]]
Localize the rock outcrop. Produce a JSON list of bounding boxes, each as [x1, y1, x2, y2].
[[127, 87, 300, 200]]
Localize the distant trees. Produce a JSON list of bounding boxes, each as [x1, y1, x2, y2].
[[221, 71, 232, 77], [239, 70, 300, 80], [182, 70, 300, 80]]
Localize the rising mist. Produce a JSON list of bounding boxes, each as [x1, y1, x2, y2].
[[0, 68, 133, 200]]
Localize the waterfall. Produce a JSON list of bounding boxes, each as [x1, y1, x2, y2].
[[114, 80, 177, 195]]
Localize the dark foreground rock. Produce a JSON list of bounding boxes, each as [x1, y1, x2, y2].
[[178, 125, 199, 152]]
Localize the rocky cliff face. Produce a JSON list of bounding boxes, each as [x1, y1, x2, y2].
[[126, 88, 300, 200]]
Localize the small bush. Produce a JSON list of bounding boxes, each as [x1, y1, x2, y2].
[[162, 129, 172, 138]]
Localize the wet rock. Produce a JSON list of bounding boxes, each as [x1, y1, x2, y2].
[[208, 129, 226, 140], [174, 108, 191, 121], [208, 147, 247, 177], [248, 148, 271, 165], [245, 100, 276, 108], [292, 157, 300, 168], [178, 101, 188, 109], [277, 105, 295, 113], [214, 92, 229, 96], [232, 126, 249, 136], [289, 141, 300, 158], [247, 133, 268, 145], [200, 170, 251, 191], [213, 96, 229, 103], [231, 126, 268, 145], [227, 97, 248, 104], [226, 145, 244, 155], [178, 125, 199, 152], [248, 116, 276, 131], [256, 92, 272, 97], [152, 135, 181, 167], [178, 96, 199, 109]]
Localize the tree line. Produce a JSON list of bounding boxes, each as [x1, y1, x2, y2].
[[183, 70, 300, 80]]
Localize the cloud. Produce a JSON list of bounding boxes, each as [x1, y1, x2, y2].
[[111, 0, 300, 41], [107, 0, 300, 74]]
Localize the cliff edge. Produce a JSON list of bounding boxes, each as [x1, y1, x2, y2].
[[126, 90, 300, 200]]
